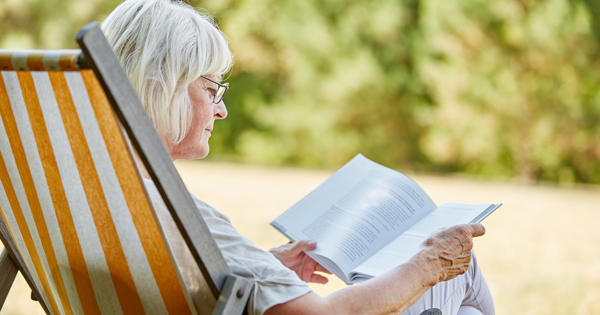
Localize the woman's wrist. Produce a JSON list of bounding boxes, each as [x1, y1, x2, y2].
[[411, 247, 444, 288]]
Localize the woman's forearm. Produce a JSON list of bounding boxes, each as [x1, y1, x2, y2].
[[265, 249, 441, 315], [326, 249, 439, 314]]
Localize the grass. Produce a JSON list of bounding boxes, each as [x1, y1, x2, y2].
[[2, 160, 599, 314]]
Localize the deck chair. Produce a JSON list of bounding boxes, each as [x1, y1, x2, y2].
[[0, 22, 252, 314]]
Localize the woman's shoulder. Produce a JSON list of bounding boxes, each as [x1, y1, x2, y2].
[[141, 177, 231, 222], [189, 194, 231, 222]]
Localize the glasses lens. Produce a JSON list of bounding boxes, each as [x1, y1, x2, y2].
[[215, 83, 228, 103]]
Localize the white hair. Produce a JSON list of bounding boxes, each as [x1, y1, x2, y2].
[[101, 0, 233, 144]]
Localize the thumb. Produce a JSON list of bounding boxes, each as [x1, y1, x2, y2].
[[468, 223, 486, 238], [291, 240, 317, 253]]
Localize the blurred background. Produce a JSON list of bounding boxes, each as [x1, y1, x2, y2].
[[1, 0, 599, 314], [3, 0, 600, 184]]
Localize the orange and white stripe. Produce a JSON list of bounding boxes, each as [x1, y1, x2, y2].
[[0, 50, 196, 314], [0, 50, 81, 71]]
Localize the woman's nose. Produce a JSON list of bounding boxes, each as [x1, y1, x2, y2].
[[215, 100, 228, 119]]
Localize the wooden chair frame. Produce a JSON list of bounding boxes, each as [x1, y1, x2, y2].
[[0, 22, 252, 315]]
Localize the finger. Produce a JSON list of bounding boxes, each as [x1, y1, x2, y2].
[[316, 264, 332, 274], [442, 255, 470, 277], [446, 262, 470, 275], [309, 273, 329, 284], [439, 252, 471, 267], [286, 242, 304, 256], [444, 268, 468, 280], [297, 255, 309, 281], [292, 240, 317, 253], [453, 253, 472, 265], [451, 235, 473, 253], [468, 223, 485, 238], [283, 242, 309, 259], [303, 256, 329, 272], [439, 254, 453, 267], [301, 256, 317, 281], [302, 240, 317, 250], [284, 242, 318, 267]]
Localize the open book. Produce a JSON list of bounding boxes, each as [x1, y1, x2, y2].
[[270, 154, 501, 284]]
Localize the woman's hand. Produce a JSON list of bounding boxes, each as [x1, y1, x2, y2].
[[270, 240, 331, 284], [420, 223, 486, 285]]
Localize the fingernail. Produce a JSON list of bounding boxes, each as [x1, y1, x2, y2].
[[308, 240, 316, 246]]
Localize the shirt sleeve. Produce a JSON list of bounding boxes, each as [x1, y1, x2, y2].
[[142, 178, 311, 315], [191, 196, 311, 315]]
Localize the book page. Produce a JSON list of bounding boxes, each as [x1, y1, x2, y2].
[[350, 232, 425, 282], [352, 203, 501, 279], [271, 154, 437, 278], [405, 203, 501, 237]]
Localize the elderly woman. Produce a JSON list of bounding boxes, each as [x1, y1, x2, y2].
[[102, 1, 495, 314]]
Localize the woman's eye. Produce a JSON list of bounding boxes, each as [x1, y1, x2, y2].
[[207, 88, 217, 97]]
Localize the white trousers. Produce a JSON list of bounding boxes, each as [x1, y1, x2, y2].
[[402, 253, 495, 315]]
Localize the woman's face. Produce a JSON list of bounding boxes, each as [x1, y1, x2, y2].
[[166, 75, 228, 160]]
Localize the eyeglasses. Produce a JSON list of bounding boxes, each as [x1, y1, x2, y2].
[[201, 75, 229, 104]]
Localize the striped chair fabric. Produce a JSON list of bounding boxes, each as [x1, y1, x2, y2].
[[0, 50, 200, 314]]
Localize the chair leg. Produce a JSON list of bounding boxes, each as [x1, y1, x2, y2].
[[0, 249, 18, 309], [31, 290, 39, 301]]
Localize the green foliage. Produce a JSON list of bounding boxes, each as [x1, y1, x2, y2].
[[202, 0, 600, 183], [3, 0, 599, 183], [0, 0, 122, 49]]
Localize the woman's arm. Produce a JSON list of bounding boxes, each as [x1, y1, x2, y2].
[[265, 223, 485, 315]]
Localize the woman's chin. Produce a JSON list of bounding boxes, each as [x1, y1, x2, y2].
[[196, 150, 209, 159], [172, 147, 209, 161], [193, 146, 210, 159]]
